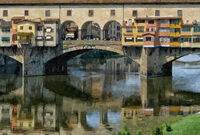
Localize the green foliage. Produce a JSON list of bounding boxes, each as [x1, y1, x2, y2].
[[113, 126, 131, 135], [17, 32, 34, 40], [136, 130, 143, 135]]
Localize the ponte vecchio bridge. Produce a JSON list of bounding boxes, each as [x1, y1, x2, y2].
[[1, 0, 200, 77]]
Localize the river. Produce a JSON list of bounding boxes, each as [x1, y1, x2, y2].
[[0, 54, 200, 135]]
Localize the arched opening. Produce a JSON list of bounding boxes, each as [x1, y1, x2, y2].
[[61, 21, 78, 40], [0, 54, 22, 75], [81, 21, 101, 40], [103, 21, 121, 41]]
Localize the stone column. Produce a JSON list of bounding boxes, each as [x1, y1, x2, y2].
[[78, 29, 82, 40], [140, 47, 172, 77], [100, 29, 103, 40]]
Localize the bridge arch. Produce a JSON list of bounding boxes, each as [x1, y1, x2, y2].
[[61, 20, 79, 40], [103, 20, 122, 41], [81, 21, 101, 40]]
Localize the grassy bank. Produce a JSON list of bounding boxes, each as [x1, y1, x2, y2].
[[163, 114, 200, 135]]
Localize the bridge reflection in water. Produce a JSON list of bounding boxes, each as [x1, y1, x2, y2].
[[0, 70, 199, 134]]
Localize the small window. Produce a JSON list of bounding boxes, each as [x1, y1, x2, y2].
[[88, 10, 94, 17], [146, 37, 152, 41], [160, 19, 168, 24], [45, 27, 53, 32], [110, 10, 115, 16], [177, 10, 182, 17], [136, 20, 145, 23], [125, 37, 133, 42], [148, 20, 154, 24], [20, 26, 23, 30], [136, 37, 143, 42], [117, 26, 121, 31], [160, 28, 168, 32], [45, 36, 53, 41], [67, 10, 72, 16], [155, 10, 160, 16], [1, 37, 10, 42], [137, 27, 144, 32], [24, 10, 29, 16], [132, 10, 137, 17], [3, 10, 8, 17], [45, 10, 50, 17], [29, 26, 32, 30], [126, 27, 132, 32], [37, 26, 42, 31], [2, 27, 10, 32]]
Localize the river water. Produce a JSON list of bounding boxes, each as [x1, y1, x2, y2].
[[0, 56, 200, 134]]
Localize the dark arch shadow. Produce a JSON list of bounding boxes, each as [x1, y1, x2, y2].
[[61, 20, 79, 40], [81, 21, 101, 40], [103, 20, 121, 41]]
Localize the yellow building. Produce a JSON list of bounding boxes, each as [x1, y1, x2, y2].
[[169, 18, 182, 46], [121, 107, 143, 120], [181, 24, 193, 47], [17, 20, 36, 45], [122, 19, 145, 46]]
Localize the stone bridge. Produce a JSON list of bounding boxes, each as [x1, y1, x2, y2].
[[1, 40, 200, 77]]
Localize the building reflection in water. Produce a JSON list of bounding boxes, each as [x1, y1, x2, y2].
[[0, 71, 199, 134]]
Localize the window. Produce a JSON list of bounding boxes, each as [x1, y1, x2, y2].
[[155, 10, 160, 16], [146, 28, 149, 32], [117, 26, 120, 31], [36, 36, 43, 41], [170, 28, 180, 33], [182, 27, 191, 32], [160, 19, 168, 24], [2, 27, 10, 32], [194, 26, 200, 32], [126, 27, 132, 32], [193, 38, 200, 43], [137, 27, 144, 32], [132, 10, 138, 17], [3, 10, 8, 17], [45, 35, 53, 41], [160, 37, 168, 42], [20, 122, 23, 127], [148, 20, 154, 24], [177, 10, 182, 17], [110, 10, 115, 16], [20, 26, 23, 30], [146, 37, 152, 41], [170, 38, 179, 42], [160, 28, 168, 32], [67, 10, 72, 16], [45, 10, 50, 17], [37, 26, 42, 31], [170, 19, 179, 24], [24, 10, 29, 16], [125, 37, 133, 42], [182, 38, 192, 42], [136, 37, 143, 42], [117, 32, 120, 38], [29, 26, 32, 30], [88, 10, 94, 17], [136, 20, 145, 23], [45, 27, 53, 32], [151, 27, 155, 32], [2, 37, 10, 42]]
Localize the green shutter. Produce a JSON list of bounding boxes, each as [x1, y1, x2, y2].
[[2, 37, 10, 41], [193, 38, 196, 43]]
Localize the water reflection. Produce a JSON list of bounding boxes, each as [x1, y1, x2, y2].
[[0, 65, 200, 134]]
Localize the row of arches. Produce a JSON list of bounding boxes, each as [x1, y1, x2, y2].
[[61, 20, 122, 41]]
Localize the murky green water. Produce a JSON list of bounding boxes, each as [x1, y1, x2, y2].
[[0, 62, 200, 134]]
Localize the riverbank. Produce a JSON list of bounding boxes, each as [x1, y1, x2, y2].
[[163, 114, 200, 135]]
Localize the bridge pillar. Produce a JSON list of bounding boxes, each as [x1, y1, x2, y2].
[[100, 29, 103, 40], [78, 29, 82, 40], [139, 47, 172, 77]]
